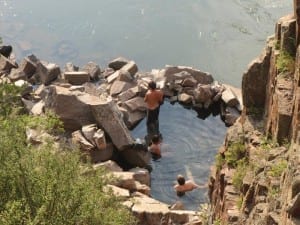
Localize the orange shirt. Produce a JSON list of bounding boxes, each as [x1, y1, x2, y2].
[[144, 89, 163, 110]]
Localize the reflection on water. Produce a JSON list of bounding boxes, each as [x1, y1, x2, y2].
[[0, 0, 292, 86], [132, 102, 226, 210]]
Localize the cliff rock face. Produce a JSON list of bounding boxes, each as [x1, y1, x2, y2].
[[209, 2, 300, 224]]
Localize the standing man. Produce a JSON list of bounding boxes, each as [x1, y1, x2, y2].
[[144, 81, 164, 141]]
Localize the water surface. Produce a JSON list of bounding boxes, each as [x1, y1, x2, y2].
[[0, 0, 292, 86], [132, 102, 226, 210], [0, 0, 292, 210]]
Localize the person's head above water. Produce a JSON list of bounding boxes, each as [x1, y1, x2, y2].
[[148, 81, 157, 90], [177, 174, 186, 185], [151, 134, 160, 144]]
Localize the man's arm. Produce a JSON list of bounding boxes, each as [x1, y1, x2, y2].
[[192, 182, 206, 189]]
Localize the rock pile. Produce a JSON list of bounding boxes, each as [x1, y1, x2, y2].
[[0, 46, 244, 225]]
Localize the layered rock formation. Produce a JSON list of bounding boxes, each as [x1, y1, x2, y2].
[[209, 2, 300, 224]]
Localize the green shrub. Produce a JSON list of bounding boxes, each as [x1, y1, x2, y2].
[[24, 110, 64, 135], [232, 159, 248, 191], [260, 136, 279, 151], [198, 204, 209, 225], [276, 50, 295, 74], [0, 83, 137, 225], [267, 160, 287, 177], [213, 218, 222, 225], [215, 153, 225, 170], [225, 142, 246, 168], [268, 186, 280, 199], [236, 196, 243, 209], [0, 83, 26, 117]]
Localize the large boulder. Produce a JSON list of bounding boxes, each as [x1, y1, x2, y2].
[[121, 61, 138, 76], [163, 65, 213, 84], [19, 54, 39, 78], [43, 86, 96, 131], [82, 61, 101, 81], [110, 80, 134, 97], [93, 160, 123, 172], [108, 57, 130, 70], [90, 96, 135, 150], [0, 45, 12, 58], [8, 68, 26, 82], [36, 61, 61, 85], [64, 71, 90, 85], [194, 84, 214, 103], [129, 192, 170, 225], [89, 142, 114, 163], [0, 54, 17, 72]]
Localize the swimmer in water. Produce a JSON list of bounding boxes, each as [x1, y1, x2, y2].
[[174, 174, 206, 197], [148, 134, 161, 160]]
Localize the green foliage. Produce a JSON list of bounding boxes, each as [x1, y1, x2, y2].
[[224, 142, 246, 168], [24, 110, 64, 135], [267, 160, 287, 177], [215, 153, 225, 170], [0, 83, 26, 117], [0, 83, 137, 225], [260, 136, 279, 151], [232, 159, 248, 191], [276, 50, 295, 74], [198, 203, 209, 225], [213, 218, 222, 225], [268, 186, 280, 198], [236, 196, 243, 209]]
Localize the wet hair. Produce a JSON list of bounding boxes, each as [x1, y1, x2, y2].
[[151, 135, 160, 144], [177, 175, 185, 185], [148, 81, 157, 90]]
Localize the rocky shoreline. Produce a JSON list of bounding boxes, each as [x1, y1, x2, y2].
[[0, 45, 244, 224]]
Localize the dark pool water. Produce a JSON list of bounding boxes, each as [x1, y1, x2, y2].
[[132, 101, 226, 210]]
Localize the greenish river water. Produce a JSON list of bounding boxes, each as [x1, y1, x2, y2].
[[0, 0, 292, 210]]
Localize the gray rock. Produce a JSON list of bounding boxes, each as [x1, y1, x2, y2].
[[108, 57, 130, 70], [64, 71, 90, 85], [91, 96, 135, 150], [82, 61, 101, 81], [36, 61, 60, 85]]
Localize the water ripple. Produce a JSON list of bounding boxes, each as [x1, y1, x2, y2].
[[132, 102, 226, 210]]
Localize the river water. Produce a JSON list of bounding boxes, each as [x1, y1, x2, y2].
[[0, 0, 292, 210]]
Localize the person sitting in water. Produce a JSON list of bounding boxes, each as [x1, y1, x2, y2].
[[174, 174, 205, 196], [148, 134, 161, 160]]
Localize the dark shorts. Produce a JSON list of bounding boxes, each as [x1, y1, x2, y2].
[[176, 191, 185, 197], [147, 107, 160, 125], [151, 152, 161, 161]]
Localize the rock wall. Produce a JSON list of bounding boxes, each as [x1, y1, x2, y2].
[[209, 2, 300, 225]]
